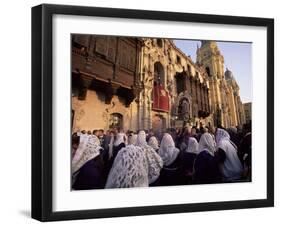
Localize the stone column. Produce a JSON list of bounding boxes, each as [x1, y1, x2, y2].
[[187, 75, 191, 95], [143, 88, 151, 130], [206, 88, 209, 112], [193, 78, 197, 118], [199, 83, 203, 111], [183, 72, 188, 91], [196, 81, 200, 111], [228, 87, 238, 127], [201, 85, 205, 112]]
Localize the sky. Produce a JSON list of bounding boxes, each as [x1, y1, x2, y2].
[[173, 40, 252, 104]]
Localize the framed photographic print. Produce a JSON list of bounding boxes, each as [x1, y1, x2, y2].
[[31, 4, 274, 221]]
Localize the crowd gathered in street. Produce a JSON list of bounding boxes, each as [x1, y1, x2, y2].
[[71, 123, 251, 190]]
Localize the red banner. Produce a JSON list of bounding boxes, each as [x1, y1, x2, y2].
[[152, 84, 170, 112]]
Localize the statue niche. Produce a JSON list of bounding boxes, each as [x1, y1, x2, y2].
[[178, 97, 190, 121]]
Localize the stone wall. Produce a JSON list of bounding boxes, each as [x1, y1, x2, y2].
[[72, 90, 138, 132]]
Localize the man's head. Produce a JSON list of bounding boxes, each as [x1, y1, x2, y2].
[[98, 129, 104, 137], [191, 126, 197, 136], [92, 130, 99, 136]]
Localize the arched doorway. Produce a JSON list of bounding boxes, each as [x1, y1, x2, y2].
[[109, 113, 123, 129]]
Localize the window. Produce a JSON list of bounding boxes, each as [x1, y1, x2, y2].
[[109, 113, 123, 129], [187, 64, 191, 75], [206, 67, 211, 77], [154, 62, 165, 86], [156, 39, 163, 48], [176, 55, 181, 64], [175, 73, 185, 95]]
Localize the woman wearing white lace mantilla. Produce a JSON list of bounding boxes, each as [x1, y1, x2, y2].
[[72, 134, 105, 190], [148, 136, 159, 152], [105, 145, 150, 188], [135, 130, 163, 185]]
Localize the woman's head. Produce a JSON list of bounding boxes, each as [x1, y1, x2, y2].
[[128, 134, 138, 145], [186, 137, 199, 154], [105, 145, 149, 188], [159, 133, 180, 166], [198, 133, 216, 156], [135, 130, 147, 147], [215, 128, 230, 144], [148, 136, 159, 151], [72, 134, 101, 173]]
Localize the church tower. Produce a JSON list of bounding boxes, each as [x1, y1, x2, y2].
[[196, 41, 226, 127], [196, 41, 224, 79]]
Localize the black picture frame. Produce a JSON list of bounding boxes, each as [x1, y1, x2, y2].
[[32, 4, 274, 222]]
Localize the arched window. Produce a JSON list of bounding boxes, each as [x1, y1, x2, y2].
[[109, 113, 123, 129], [175, 72, 184, 95], [154, 62, 165, 86], [156, 39, 163, 48], [176, 55, 181, 64], [206, 67, 211, 77], [187, 64, 191, 75]]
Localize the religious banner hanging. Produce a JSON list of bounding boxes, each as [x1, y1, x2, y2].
[[152, 84, 170, 112]]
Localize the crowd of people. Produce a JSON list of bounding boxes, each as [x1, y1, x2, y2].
[[71, 123, 252, 190]]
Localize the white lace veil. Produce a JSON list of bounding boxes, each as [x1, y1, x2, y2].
[[136, 130, 163, 184], [72, 134, 101, 174], [159, 133, 180, 166], [148, 136, 159, 151], [105, 145, 149, 188], [198, 133, 216, 156], [135, 130, 147, 147], [215, 128, 230, 144], [185, 137, 199, 154], [216, 128, 237, 149]]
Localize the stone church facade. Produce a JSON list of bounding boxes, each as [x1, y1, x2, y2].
[[71, 35, 245, 132]]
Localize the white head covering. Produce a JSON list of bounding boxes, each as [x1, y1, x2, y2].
[[135, 130, 147, 147], [198, 133, 216, 156], [159, 133, 180, 166], [148, 136, 159, 151], [72, 134, 101, 174], [145, 145, 163, 184], [105, 145, 149, 188], [128, 134, 138, 145], [215, 128, 230, 144], [216, 129, 243, 181], [135, 130, 163, 184], [114, 133, 126, 146], [185, 137, 199, 154], [216, 128, 237, 149]]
